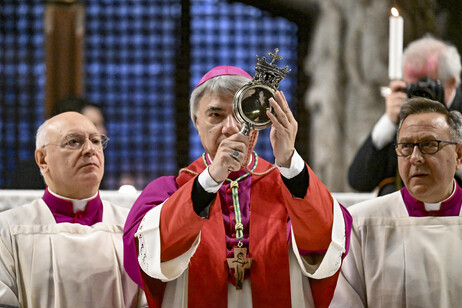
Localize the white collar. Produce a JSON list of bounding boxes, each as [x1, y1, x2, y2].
[[423, 181, 456, 211], [48, 189, 98, 213]]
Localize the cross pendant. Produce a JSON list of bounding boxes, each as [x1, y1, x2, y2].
[[227, 247, 252, 290]]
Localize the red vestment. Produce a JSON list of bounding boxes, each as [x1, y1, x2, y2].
[[124, 155, 351, 308]]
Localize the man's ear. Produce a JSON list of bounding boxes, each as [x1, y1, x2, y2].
[[194, 116, 201, 136], [455, 143, 462, 170], [449, 76, 457, 88], [445, 77, 457, 106], [35, 148, 48, 174]]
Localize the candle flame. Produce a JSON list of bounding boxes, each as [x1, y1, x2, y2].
[[391, 7, 399, 17]]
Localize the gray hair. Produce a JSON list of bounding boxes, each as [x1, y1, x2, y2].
[[403, 35, 461, 87], [35, 119, 53, 177], [189, 75, 251, 128], [397, 97, 462, 142], [35, 119, 51, 149]]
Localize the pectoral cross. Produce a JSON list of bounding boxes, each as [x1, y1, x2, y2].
[[227, 247, 252, 290]]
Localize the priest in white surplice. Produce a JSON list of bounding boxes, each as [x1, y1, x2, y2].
[[0, 112, 146, 307], [331, 97, 462, 307]]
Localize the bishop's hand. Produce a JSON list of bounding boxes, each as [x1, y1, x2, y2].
[[266, 91, 297, 168], [208, 133, 249, 183]]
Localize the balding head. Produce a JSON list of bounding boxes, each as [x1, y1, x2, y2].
[[36, 112, 89, 149]]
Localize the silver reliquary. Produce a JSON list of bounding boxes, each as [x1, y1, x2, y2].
[[233, 48, 291, 136]]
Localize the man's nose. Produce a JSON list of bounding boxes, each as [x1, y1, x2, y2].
[[223, 114, 240, 135], [82, 138, 97, 155], [409, 144, 424, 163]]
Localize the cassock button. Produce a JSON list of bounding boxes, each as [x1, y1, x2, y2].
[[226, 188, 232, 194], [229, 205, 234, 211]]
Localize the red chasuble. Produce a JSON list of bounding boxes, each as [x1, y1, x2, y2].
[[127, 155, 347, 308]]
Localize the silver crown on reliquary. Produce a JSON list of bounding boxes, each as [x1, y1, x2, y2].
[[252, 48, 291, 91], [232, 48, 291, 136]]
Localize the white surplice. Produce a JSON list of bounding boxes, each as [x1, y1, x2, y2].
[[331, 191, 462, 308], [0, 199, 146, 308]]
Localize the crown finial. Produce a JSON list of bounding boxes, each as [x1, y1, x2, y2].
[[268, 48, 282, 65], [252, 48, 291, 91]]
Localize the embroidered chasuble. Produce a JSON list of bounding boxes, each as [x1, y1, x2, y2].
[[124, 153, 352, 308], [331, 185, 462, 308], [0, 190, 146, 307]]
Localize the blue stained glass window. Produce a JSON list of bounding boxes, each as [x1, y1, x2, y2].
[[0, 2, 45, 188], [1, 1, 298, 190], [85, 1, 180, 189]]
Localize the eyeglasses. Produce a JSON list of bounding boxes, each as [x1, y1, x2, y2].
[[45, 133, 109, 151], [395, 140, 457, 157]]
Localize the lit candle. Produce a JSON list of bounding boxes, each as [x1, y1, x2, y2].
[[388, 7, 403, 80]]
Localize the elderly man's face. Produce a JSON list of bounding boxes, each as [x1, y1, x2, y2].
[[403, 63, 438, 85], [397, 112, 462, 202], [195, 93, 241, 160], [36, 112, 105, 199], [403, 60, 455, 106]]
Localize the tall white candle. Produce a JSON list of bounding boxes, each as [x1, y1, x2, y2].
[[388, 7, 403, 80]]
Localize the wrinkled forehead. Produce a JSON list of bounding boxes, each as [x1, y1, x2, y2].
[[199, 92, 234, 109], [399, 113, 450, 139]]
